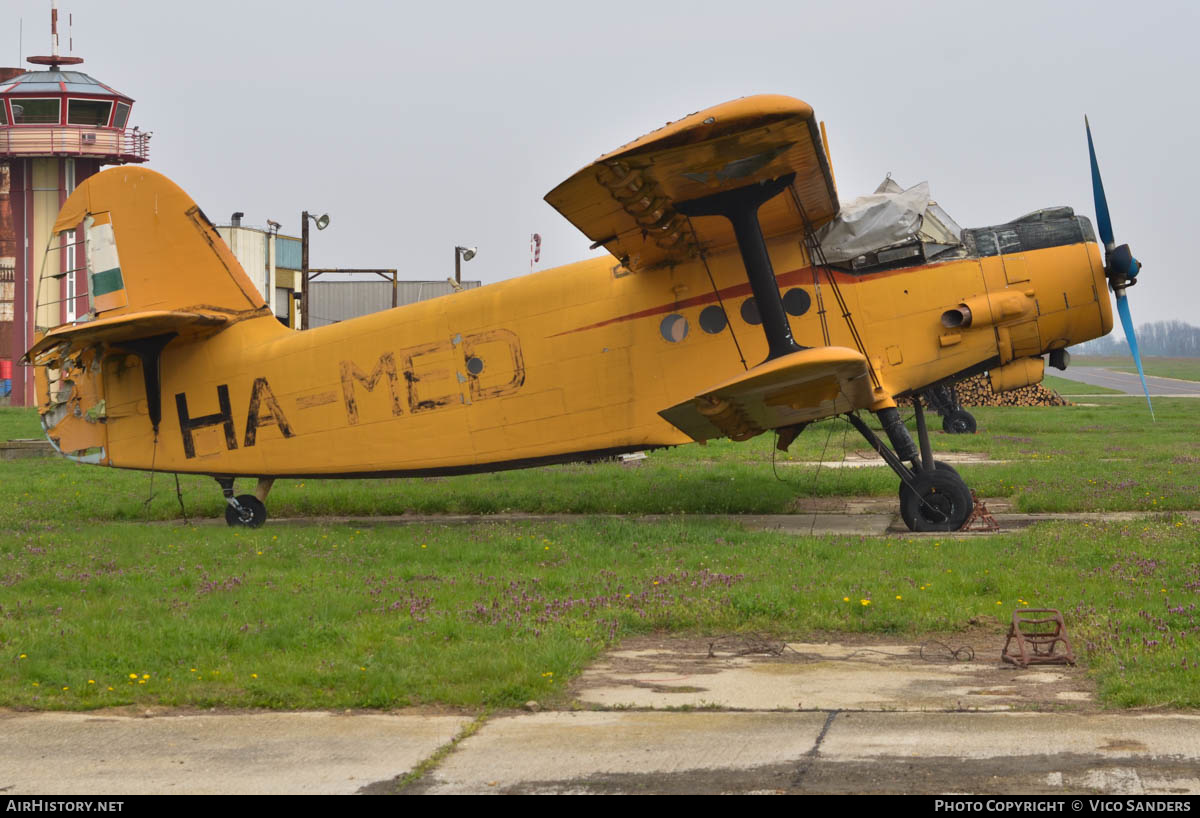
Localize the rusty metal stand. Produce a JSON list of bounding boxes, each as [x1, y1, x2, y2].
[[962, 490, 1000, 532], [1002, 609, 1076, 667]]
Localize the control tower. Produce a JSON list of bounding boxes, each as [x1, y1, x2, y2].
[[0, 4, 150, 405]]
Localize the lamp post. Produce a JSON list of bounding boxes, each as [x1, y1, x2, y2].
[[300, 210, 330, 330], [454, 245, 477, 286]]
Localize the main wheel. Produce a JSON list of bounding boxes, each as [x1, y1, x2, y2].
[[942, 409, 977, 434], [929, 459, 960, 478], [224, 494, 267, 528], [899, 469, 972, 532]]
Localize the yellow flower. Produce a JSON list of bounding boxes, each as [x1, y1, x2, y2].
[[860, 599, 870, 607], [142, 674, 150, 680], [19, 654, 26, 659], [843, 597, 850, 602], [88, 680, 95, 685], [895, 595, 902, 600], [129, 673, 138, 679], [251, 673, 258, 679]]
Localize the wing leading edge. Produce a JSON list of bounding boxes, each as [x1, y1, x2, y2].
[[659, 346, 873, 442], [545, 95, 838, 273]]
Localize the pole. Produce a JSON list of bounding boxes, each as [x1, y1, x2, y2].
[[300, 211, 309, 330], [454, 247, 461, 285]]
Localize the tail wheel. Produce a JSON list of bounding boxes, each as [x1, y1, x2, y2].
[[942, 410, 977, 434], [899, 469, 972, 532], [225, 494, 267, 528]]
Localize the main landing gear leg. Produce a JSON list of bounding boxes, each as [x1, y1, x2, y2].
[[217, 477, 267, 528], [845, 402, 972, 532], [926, 384, 976, 434]]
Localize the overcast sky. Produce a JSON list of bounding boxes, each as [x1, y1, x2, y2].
[[8, 0, 1197, 324]]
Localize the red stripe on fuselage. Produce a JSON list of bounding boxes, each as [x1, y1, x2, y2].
[[549, 259, 958, 338]]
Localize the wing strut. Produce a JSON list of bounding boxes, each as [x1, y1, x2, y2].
[[676, 174, 804, 364], [788, 185, 881, 391]]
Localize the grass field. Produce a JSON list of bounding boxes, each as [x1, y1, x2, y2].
[[1072, 355, 1200, 382], [2, 397, 1198, 711]]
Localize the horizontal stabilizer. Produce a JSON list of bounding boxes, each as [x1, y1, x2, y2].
[[23, 310, 228, 365], [659, 346, 874, 442]]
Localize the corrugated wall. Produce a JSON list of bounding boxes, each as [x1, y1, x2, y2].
[[309, 279, 479, 328], [215, 226, 268, 298], [276, 236, 302, 270]]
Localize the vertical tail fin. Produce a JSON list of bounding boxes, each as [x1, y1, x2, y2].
[[46, 166, 267, 323], [25, 167, 275, 462]]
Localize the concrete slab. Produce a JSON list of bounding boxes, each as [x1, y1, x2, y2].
[[782, 451, 1012, 469], [0, 710, 469, 795], [573, 638, 1093, 712], [414, 710, 1200, 795], [418, 711, 830, 794], [1048, 367, 1200, 397], [821, 712, 1200, 761]]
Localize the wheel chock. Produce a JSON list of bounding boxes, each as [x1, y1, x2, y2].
[[1002, 608, 1076, 667]]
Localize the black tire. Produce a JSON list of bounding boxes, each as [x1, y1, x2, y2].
[[942, 410, 977, 434], [899, 469, 972, 532], [930, 459, 960, 479], [224, 494, 267, 528]]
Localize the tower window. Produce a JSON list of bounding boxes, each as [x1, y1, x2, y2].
[[11, 98, 60, 124], [68, 99, 113, 127]]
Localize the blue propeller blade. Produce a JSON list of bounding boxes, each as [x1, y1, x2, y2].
[[1085, 116, 1115, 249], [1115, 291, 1154, 421]]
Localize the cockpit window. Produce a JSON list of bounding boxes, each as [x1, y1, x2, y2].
[[817, 178, 965, 274]]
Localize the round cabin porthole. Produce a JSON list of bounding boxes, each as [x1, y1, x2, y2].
[[740, 298, 762, 325], [783, 287, 811, 317], [699, 305, 727, 334], [660, 313, 689, 342], [466, 356, 485, 375]]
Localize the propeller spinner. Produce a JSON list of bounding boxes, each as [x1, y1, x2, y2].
[[1085, 117, 1153, 420]]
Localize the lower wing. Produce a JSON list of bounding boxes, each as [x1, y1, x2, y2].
[[659, 346, 873, 441]]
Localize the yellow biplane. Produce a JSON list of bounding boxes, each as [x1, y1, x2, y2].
[[24, 95, 1145, 531]]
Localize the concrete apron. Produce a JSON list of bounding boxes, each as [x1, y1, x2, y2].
[[6, 638, 1200, 795], [417, 639, 1200, 795]]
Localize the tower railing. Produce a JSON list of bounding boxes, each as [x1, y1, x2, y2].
[[0, 127, 150, 162]]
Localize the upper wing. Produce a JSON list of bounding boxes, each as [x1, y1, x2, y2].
[[545, 95, 838, 273], [659, 346, 873, 442]]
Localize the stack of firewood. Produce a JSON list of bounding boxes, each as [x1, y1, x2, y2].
[[950, 373, 1071, 407]]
